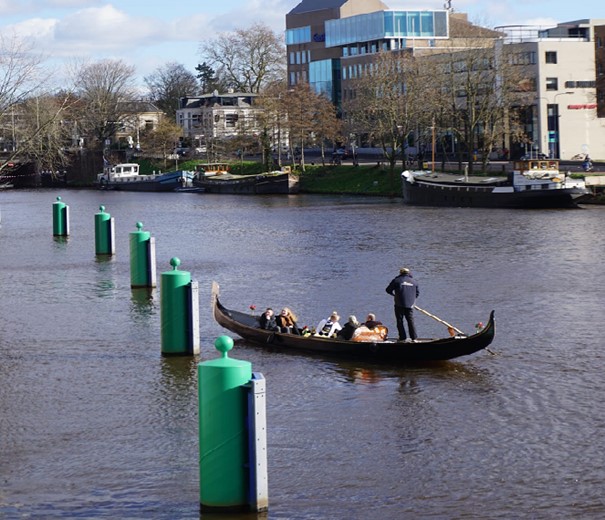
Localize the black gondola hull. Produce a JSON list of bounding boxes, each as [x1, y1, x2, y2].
[[211, 283, 495, 363]]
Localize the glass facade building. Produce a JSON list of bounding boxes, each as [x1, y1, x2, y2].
[[286, 4, 449, 105], [309, 59, 341, 105], [325, 10, 448, 47]]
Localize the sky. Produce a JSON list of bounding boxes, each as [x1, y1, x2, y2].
[[0, 0, 603, 92]]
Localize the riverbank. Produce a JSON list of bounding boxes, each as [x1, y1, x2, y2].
[[298, 163, 401, 196], [145, 158, 403, 197]]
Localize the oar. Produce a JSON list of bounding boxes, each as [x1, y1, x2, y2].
[[413, 305, 465, 336], [414, 305, 497, 356]]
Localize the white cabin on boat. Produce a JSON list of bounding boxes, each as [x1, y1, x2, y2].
[[97, 163, 148, 185], [100, 163, 140, 180]]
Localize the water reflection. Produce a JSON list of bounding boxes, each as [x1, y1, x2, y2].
[[159, 356, 198, 389], [130, 287, 157, 320], [52, 235, 69, 249]]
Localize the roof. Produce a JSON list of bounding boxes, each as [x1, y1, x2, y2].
[[288, 0, 348, 15], [118, 100, 162, 114]]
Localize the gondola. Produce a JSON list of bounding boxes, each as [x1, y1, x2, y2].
[[211, 282, 496, 363]]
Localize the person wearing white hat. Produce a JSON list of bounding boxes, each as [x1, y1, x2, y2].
[[385, 267, 419, 341]]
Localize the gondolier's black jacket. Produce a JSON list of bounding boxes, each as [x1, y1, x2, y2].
[[386, 274, 419, 308]]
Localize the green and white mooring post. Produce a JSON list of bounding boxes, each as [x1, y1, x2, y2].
[[198, 336, 268, 513], [129, 222, 157, 288], [160, 257, 200, 355], [94, 205, 115, 255], [52, 196, 70, 236]]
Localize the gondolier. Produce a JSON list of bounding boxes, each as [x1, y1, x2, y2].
[[385, 267, 419, 341]]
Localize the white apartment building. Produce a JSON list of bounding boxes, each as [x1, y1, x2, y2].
[[176, 91, 261, 147], [498, 20, 605, 160]]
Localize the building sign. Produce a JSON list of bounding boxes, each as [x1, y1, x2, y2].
[[567, 104, 597, 110], [313, 33, 325, 42]]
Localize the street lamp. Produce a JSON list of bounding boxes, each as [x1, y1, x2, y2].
[[553, 91, 573, 159]]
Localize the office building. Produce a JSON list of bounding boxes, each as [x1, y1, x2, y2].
[[286, 0, 605, 160]]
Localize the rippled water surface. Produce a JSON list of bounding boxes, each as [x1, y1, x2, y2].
[[1, 189, 605, 519]]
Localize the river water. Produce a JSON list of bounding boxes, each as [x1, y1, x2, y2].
[[1, 189, 605, 519]]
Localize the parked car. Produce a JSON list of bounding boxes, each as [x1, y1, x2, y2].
[[174, 147, 190, 156], [333, 148, 350, 159], [520, 153, 549, 160]]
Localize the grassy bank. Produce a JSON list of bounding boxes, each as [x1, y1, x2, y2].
[[297, 163, 400, 197], [138, 157, 402, 197]]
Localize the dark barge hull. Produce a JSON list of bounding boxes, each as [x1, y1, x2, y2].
[[99, 171, 191, 192], [211, 282, 495, 363], [402, 178, 584, 209], [193, 173, 298, 194]]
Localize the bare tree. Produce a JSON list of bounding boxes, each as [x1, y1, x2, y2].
[[310, 94, 341, 166], [139, 118, 183, 170], [15, 93, 76, 175], [70, 59, 137, 150], [430, 37, 532, 173], [200, 22, 285, 93], [144, 62, 199, 120], [279, 83, 342, 171], [344, 50, 436, 189], [255, 80, 289, 170], [0, 34, 72, 174]]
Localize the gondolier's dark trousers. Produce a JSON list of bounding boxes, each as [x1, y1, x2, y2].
[[395, 305, 417, 340]]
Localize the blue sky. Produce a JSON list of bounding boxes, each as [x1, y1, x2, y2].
[[0, 0, 603, 91]]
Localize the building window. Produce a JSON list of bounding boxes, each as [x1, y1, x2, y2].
[[225, 114, 239, 127], [289, 52, 295, 65], [510, 51, 536, 65], [545, 51, 557, 64], [546, 77, 558, 91], [286, 26, 311, 45]]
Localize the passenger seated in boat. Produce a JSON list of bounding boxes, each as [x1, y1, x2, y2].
[[351, 314, 388, 342], [337, 315, 360, 340], [314, 311, 342, 337], [363, 313, 383, 329], [275, 307, 301, 334], [258, 308, 278, 331]]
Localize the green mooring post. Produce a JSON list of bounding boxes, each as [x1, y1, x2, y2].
[[198, 336, 253, 512], [52, 196, 70, 236], [160, 257, 200, 355], [129, 222, 157, 288], [94, 205, 115, 255]]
